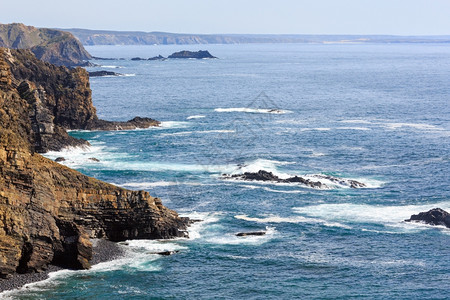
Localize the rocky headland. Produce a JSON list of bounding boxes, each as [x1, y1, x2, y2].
[[0, 23, 92, 67], [0, 47, 189, 281]]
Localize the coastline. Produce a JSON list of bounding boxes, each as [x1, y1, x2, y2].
[[0, 239, 126, 293]]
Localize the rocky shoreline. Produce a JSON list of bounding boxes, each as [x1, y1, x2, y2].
[[0, 47, 190, 279], [0, 239, 125, 293]]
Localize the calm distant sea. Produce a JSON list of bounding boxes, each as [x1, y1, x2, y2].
[[4, 43, 450, 299]]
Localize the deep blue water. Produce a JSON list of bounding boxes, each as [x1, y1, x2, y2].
[[3, 43, 450, 299]]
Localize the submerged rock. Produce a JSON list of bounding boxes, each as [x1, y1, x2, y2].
[[55, 157, 66, 162], [236, 231, 266, 237], [405, 208, 450, 228], [168, 50, 217, 59], [88, 157, 100, 162]]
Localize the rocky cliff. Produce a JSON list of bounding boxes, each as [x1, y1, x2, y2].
[[0, 48, 189, 278], [3, 48, 159, 153], [0, 23, 92, 67]]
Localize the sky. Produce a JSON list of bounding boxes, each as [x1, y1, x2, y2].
[[1, 0, 450, 35]]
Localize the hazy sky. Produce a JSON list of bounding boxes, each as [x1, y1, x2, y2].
[[1, 0, 450, 35]]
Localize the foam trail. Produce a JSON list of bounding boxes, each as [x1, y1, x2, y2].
[[159, 129, 235, 137], [99, 65, 123, 68], [159, 121, 191, 129], [382, 122, 443, 131], [235, 214, 351, 229], [292, 202, 450, 230], [206, 226, 277, 245], [180, 211, 223, 240], [339, 119, 372, 124], [214, 107, 292, 114], [187, 115, 206, 120]]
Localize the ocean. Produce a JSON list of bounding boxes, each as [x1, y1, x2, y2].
[[3, 43, 450, 299]]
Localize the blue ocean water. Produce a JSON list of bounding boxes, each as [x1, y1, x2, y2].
[[4, 43, 450, 299]]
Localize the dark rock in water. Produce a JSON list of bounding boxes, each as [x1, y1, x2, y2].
[[88, 70, 122, 77], [405, 208, 450, 228], [131, 57, 147, 61], [148, 55, 166, 61], [88, 157, 100, 162], [236, 231, 266, 237], [150, 250, 180, 256], [236, 170, 280, 182], [55, 157, 66, 162], [225, 170, 326, 189], [310, 174, 366, 188], [223, 170, 366, 189], [86, 116, 160, 131], [168, 50, 217, 59]]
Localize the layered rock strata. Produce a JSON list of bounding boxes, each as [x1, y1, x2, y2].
[[0, 47, 188, 278]]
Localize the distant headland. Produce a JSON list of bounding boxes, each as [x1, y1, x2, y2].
[[63, 28, 450, 45]]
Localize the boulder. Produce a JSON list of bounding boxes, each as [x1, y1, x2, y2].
[[405, 208, 450, 228], [55, 157, 66, 162]]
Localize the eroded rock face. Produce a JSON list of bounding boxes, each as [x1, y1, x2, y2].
[[3, 48, 159, 152], [0, 48, 189, 278], [405, 208, 450, 228]]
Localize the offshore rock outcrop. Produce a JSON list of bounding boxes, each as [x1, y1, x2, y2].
[[223, 170, 366, 189], [168, 50, 217, 59], [0, 23, 92, 67], [0, 47, 189, 278], [405, 208, 450, 228]]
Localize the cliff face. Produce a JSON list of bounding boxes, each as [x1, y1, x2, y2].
[[0, 23, 92, 67], [0, 48, 189, 278], [3, 48, 159, 153]]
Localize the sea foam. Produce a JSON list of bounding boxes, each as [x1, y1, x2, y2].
[[214, 107, 292, 114]]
